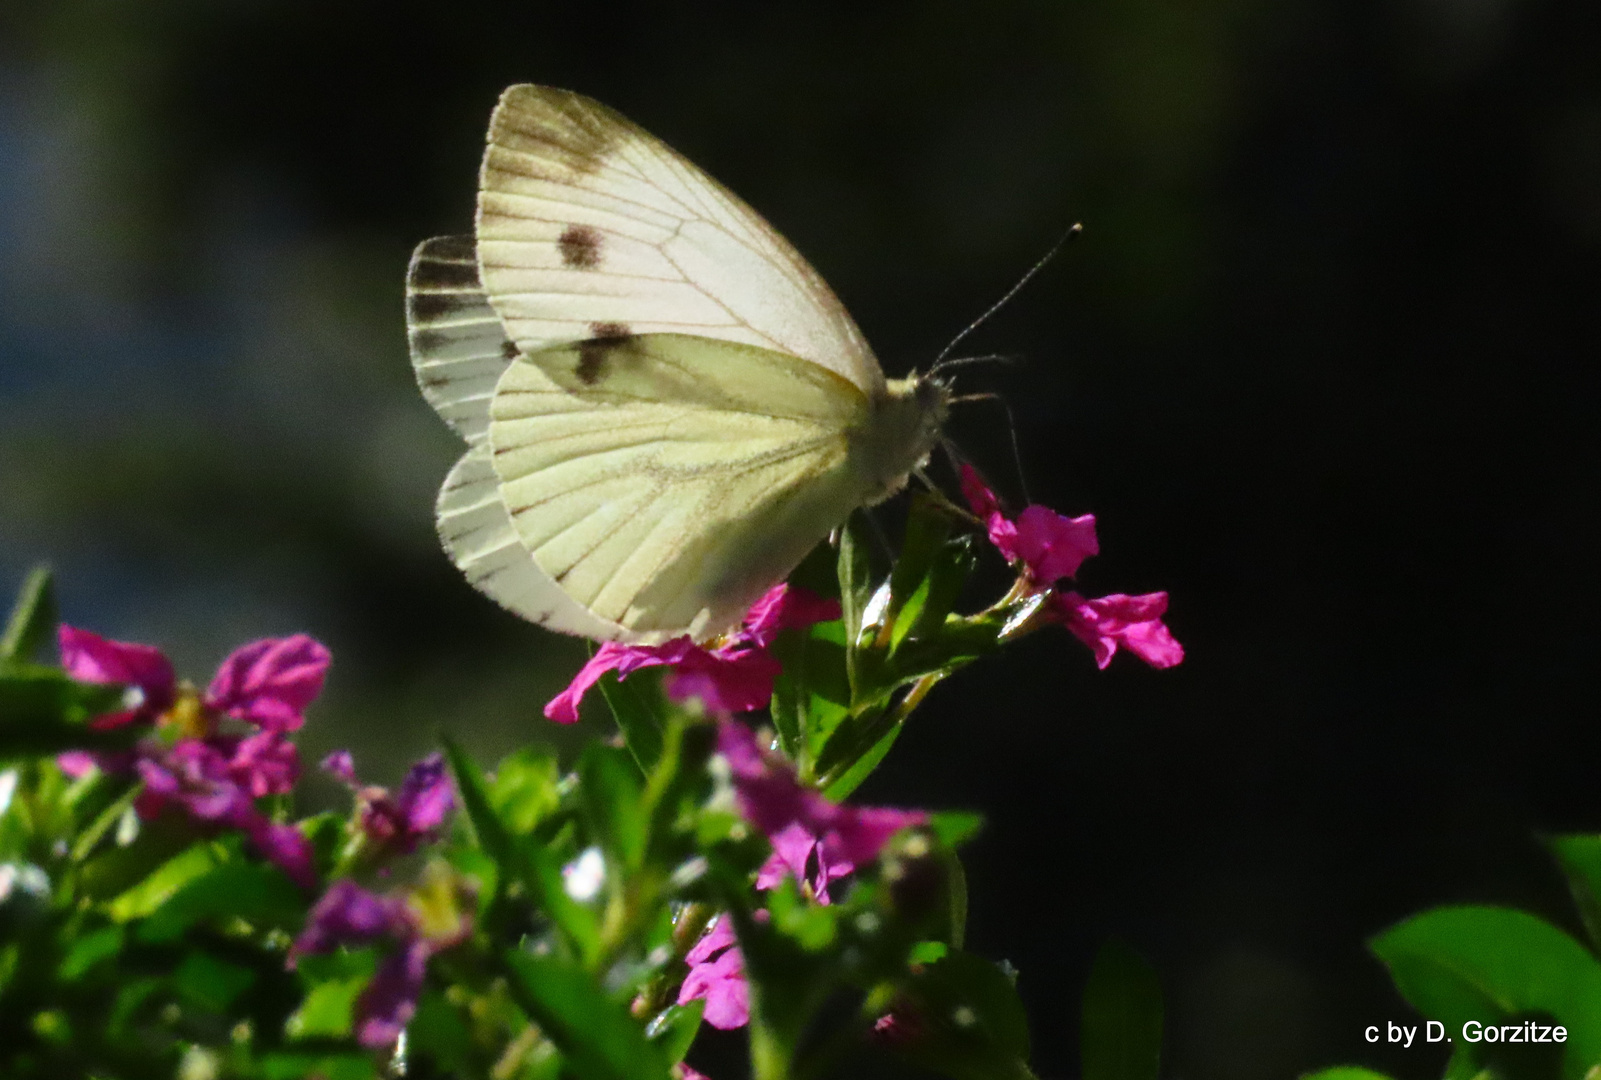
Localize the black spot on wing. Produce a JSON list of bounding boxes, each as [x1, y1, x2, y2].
[[576, 322, 634, 385], [501, 340, 521, 361], [559, 224, 603, 270], [410, 258, 481, 290], [409, 293, 474, 322], [424, 235, 477, 262]]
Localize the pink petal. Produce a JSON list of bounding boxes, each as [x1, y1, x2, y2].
[[958, 463, 1003, 520], [543, 639, 693, 724], [739, 584, 841, 649], [679, 1066, 714, 1080], [248, 818, 317, 889], [320, 749, 358, 786], [716, 720, 927, 891], [355, 938, 430, 1049], [57, 625, 175, 716], [395, 753, 454, 839], [822, 806, 927, 868], [684, 913, 738, 966], [1014, 506, 1098, 584], [958, 464, 1022, 562], [1055, 591, 1184, 670], [290, 880, 399, 960], [666, 648, 781, 714], [56, 751, 98, 779], [755, 822, 818, 892], [229, 731, 301, 797], [678, 944, 749, 1030], [205, 635, 331, 732]]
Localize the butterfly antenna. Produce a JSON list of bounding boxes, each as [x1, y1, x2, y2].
[[928, 352, 1025, 378], [946, 392, 1032, 505], [931, 222, 1083, 368]]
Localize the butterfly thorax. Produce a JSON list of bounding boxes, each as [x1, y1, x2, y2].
[[850, 375, 949, 507]]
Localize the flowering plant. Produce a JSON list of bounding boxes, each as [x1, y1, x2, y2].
[[6, 477, 1587, 1080], [0, 471, 1184, 1080]]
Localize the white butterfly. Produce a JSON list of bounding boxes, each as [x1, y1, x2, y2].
[[407, 85, 948, 644]]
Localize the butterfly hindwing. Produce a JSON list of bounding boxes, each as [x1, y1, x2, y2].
[[489, 333, 872, 641], [434, 444, 625, 640], [406, 235, 517, 446]]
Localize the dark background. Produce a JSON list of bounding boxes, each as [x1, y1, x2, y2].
[[2, 2, 1599, 1078]]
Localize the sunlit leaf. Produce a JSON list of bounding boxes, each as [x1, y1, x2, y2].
[[0, 566, 56, 668], [1548, 834, 1601, 951], [1371, 905, 1601, 1080], [502, 950, 669, 1080]]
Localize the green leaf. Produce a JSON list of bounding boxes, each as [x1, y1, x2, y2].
[[106, 840, 220, 921], [1, 566, 56, 667], [1300, 1070, 1400, 1080], [445, 737, 600, 964], [579, 742, 647, 871], [256, 1052, 379, 1080], [58, 923, 125, 981], [770, 619, 850, 770], [818, 705, 900, 801], [598, 666, 670, 774], [69, 781, 141, 862], [838, 515, 873, 692], [646, 1000, 704, 1064], [489, 745, 562, 836], [285, 977, 366, 1040], [1548, 834, 1601, 951], [408, 991, 478, 1076], [0, 668, 136, 760], [502, 949, 670, 1080], [172, 948, 257, 1013], [295, 946, 379, 984], [135, 861, 305, 943], [444, 736, 513, 862], [1081, 940, 1163, 1080], [891, 531, 976, 657], [1371, 905, 1601, 1080], [944, 850, 969, 951], [928, 812, 984, 849], [889, 497, 954, 609]]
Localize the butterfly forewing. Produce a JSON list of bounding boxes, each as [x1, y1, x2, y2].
[[475, 85, 883, 396]]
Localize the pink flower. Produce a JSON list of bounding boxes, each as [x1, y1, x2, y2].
[[204, 634, 331, 732], [717, 721, 926, 866], [58, 626, 177, 728], [1054, 591, 1185, 670], [958, 466, 1181, 669], [290, 879, 408, 962], [56, 625, 330, 886], [959, 464, 1097, 587], [356, 938, 431, 1049], [323, 751, 456, 855], [290, 878, 466, 1050], [678, 722, 928, 1030], [543, 585, 840, 723], [677, 915, 750, 1030], [137, 741, 317, 888]]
